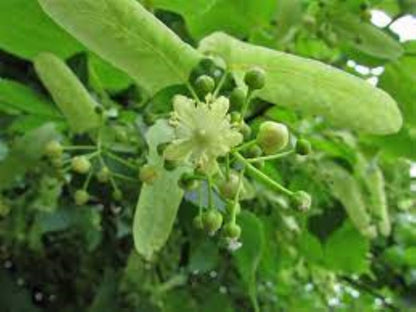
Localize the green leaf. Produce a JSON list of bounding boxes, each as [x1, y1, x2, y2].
[[133, 120, 189, 260], [233, 211, 265, 312], [321, 162, 377, 239], [38, 0, 201, 94], [0, 0, 83, 59], [199, 32, 402, 135], [88, 270, 119, 312], [153, 0, 277, 40], [0, 123, 59, 190], [324, 221, 370, 274], [298, 231, 324, 264], [330, 12, 403, 61], [379, 48, 416, 127], [188, 240, 219, 274], [34, 52, 100, 133], [0, 79, 60, 118]]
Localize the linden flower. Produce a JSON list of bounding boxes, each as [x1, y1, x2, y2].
[[164, 95, 243, 174]]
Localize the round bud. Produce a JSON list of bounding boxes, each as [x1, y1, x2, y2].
[[226, 201, 241, 216], [74, 190, 89, 206], [164, 159, 178, 171], [97, 166, 110, 183], [193, 214, 204, 230], [295, 139, 312, 156], [291, 191, 312, 212], [71, 156, 91, 174], [44, 140, 63, 158], [253, 160, 265, 170], [219, 171, 240, 199], [50, 157, 63, 168], [239, 122, 252, 140], [178, 173, 199, 190], [246, 145, 263, 158], [244, 67, 266, 90], [223, 223, 241, 239], [139, 164, 158, 184], [229, 87, 246, 109], [256, 121, 289, 155], [230, 111, 242, 124], [112, 189, 123, 201], [202, 210, 223, 234], [195, 75, 215, 95]]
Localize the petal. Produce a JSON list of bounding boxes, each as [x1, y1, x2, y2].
[[163, 139, 193, 162], [173, 95, 196, 126], [211, 96, 229, 118]]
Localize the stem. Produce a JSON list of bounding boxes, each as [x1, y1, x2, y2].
[[212, 72, 227, 98], [105, 151, 137, 170], [207, 176, 213, 209], [240, 89, 253, 118], [233, 140, 257, 152], [247, 150, 294, 163], [233, 152, 294, 197], [83, 169, 94, 190], [231, 168, 245, 224], [225, 154, 230, 179], [186, 82, 201, 103], [112, 172, 138, 183], [63, 145, 96, 151]]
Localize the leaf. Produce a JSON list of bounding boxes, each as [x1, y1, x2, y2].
[[88, 270, 119, 312], [188, 240, 219, 274], [330, 11, 403, 61], [199, 32, 402, 135], [133, 120, 189, 260], [321, 162, 377, 239], [38, 0, 201, 95], [0, 79, 60, 118], [233, 211, 265, 312], [324, 221, 370, 274], [0, 0, 83, 59], [0, 123, 59, 190], [298, 231, 324, 264], [34, 52, 100, 133], [379, 48, 416, 127], [153, 0, 277, 40]]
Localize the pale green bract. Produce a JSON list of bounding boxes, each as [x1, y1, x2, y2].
[[199, 32, 403, 135], [34, 52, 100, 134], [164, 95, 243, 174], [37, 0, 201, 95], [133, 120, 190, 260]]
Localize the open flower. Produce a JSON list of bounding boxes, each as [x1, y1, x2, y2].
[[164, 95, 243, 174]]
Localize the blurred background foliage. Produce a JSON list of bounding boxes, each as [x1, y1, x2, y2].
[[0, 0, 416, 311]]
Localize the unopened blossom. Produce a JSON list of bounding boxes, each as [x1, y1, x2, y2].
[[164, 95, 243, 174]]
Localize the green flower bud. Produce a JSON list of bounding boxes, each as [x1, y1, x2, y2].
[[292, 191, 312, 212], [202, 210, 223, 234], [178, 173, 199, 190], [239, 122, 252, 140], [226, 201, 241, 215], [223, 223, 241, 239], [230, 111, 242, 124], [230, 87, 246, 109], [71, 156, 91, 174], [256, 121, 289, 155], [246, 144, 263, 158], [295, 139, 312, 156], [112, 189, 123, 201], [244, 67, 266, 90], [44, 140, 63, 157], [97, 166, 110, 183], [74, 189, 89, 206], [139, 164, 158, 184], [219, 171, 241, 199], [195, 75, 215, 95], [193, 214, 204, 230]]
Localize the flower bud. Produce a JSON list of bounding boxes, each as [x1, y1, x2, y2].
[[223, 223, 241, 239], [71, 156, 91, 174], [219, 171, 240, 199], [44, 140, 63, 157], [74, 189, 89, 206], [256, 121, 289, 155], [112, 189, 123, 201], [295, 139, 312, 156], [195, 75, 215, 95], [291, 191, 312, 212], [97, 166, 110, 183], [229, 87, 246, 109], [178, 173, 199, 190], [202, 210, 223, 234], [244, 67, 266, 90]]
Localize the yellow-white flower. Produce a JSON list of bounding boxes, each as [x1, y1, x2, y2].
[[164, 95, 243, 174]]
